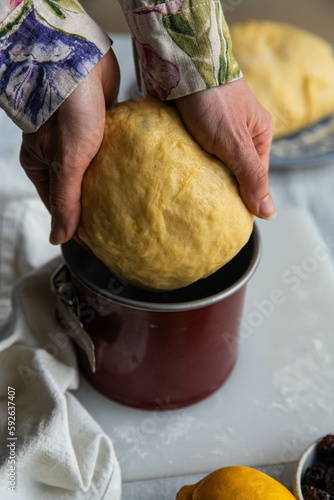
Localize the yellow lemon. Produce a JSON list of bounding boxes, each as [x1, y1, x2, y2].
[[176, 466, 296, 499], [78, 97, 253, 291], [231, 21, 334, 138]]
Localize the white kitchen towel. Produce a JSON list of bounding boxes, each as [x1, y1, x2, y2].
[[0, 198, 121, 500], [0, 197, 60, 321]]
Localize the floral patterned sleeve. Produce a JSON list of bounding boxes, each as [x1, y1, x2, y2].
[[0, 0, 240, 132], [117, 0, 242, 99], [0, 0, 111, 133]]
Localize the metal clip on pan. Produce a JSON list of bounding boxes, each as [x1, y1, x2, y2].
[[50, 263, 96, 373]]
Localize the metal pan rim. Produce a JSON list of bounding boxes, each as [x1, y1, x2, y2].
[[61, 224, 261, 312]]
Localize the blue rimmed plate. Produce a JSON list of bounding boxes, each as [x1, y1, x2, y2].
[[270, 113, 334, 168]]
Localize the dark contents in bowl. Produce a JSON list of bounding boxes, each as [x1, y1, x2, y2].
[[302, 435, 334, 499]]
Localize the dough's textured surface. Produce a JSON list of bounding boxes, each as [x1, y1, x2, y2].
[[78, 97, 253, 291], [230, 21, 334, 138]]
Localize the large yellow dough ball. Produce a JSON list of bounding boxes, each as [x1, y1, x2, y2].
[[230, 21, 334, 138], [78, 97, 253, 291], [176, 466, 296, 499]]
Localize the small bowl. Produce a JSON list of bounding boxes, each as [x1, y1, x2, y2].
[[293, 434, 334, 499], [293, 438, 320, 499]]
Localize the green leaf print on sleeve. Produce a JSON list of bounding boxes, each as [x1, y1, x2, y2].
[[162, 0, 240, 87], [42, 0, 85, 20], [162, 0, 217, 88], [218, 4, 240, 83], [0, 1, 32, 38]]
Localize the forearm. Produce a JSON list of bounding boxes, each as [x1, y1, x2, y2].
[[117, 0, 242, 99], [0, 0, 111, 132]]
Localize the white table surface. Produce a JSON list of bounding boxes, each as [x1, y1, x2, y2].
[[1, 34, 334, 499]]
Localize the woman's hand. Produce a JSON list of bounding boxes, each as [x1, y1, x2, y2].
[[20, 48, 120, 245], [175, 79, 276, 220]]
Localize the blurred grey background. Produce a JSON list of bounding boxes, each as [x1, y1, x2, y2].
[[80, 0, 334, 43]]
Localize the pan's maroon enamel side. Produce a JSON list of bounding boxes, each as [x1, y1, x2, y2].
[[74, 281, 246, 409], [60, 226, 260, 410]]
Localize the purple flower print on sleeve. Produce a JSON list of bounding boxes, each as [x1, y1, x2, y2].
[[133, 0, 183, 16], [136, 42, 180, 99], [0, 7, 103, 131]]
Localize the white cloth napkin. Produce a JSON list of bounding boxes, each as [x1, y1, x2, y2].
[[0, 198, 121, 500]]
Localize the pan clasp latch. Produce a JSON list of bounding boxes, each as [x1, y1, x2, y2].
[[50, 263, 96, 373]]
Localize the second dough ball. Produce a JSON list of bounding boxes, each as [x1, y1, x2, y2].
[[231, 20, 334, 138]]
